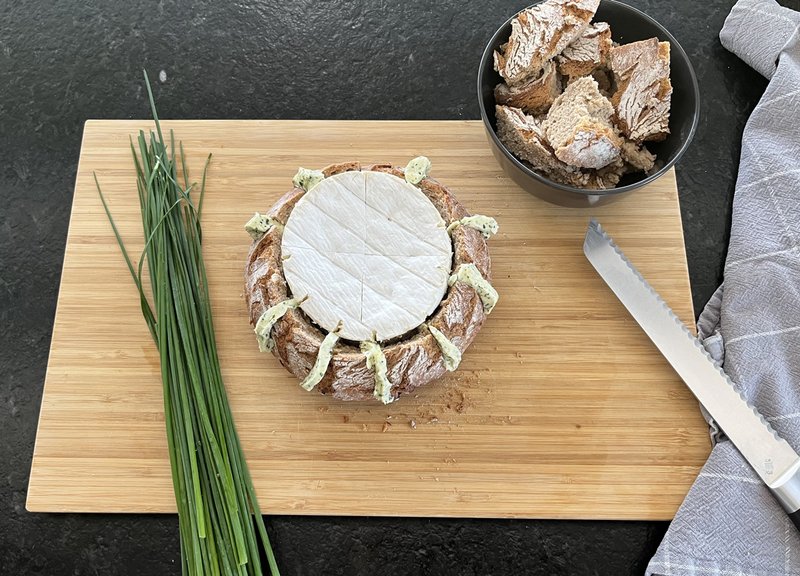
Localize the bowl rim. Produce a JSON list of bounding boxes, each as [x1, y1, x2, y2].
[[477, 0, 701, 197]]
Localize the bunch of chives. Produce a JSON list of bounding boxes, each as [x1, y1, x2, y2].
[[96, 72, 279, 576]]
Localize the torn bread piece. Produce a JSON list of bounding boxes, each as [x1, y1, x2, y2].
[[494, 61, 562, 115], [610, 38, 672, 142], [494, 0, 600, 86], [542, 76, 621, 170], [557, 22, 612, 79], [586, 157, 625, 189], [589, 68, 614, 97], [586, 142, 656, 188], [495, 104, 590, 187], [620, 141, 656, 172], [495, 103, 653, 190]]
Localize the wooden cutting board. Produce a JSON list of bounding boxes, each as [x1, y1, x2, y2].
[[27, 120, 710, 520]]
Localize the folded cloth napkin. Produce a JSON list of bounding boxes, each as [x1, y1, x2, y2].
[[646, 1, 800, 574]]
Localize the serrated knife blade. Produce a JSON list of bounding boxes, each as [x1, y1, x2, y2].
[[583, 219, 800, 529]]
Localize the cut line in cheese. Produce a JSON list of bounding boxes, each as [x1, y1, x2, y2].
[[281, 170, 452, 341]]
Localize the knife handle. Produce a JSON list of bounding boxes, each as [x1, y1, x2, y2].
[[771, 461, 800, 532]]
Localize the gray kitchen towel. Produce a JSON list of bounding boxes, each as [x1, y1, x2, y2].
[[646, 1, 800, 574]]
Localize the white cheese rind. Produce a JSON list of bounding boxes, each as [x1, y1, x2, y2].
[[282, 250, 371, 338], [361, 254, 450, 340], [281, 170, 453, 341], [364, 171, 449, 257], [282, 171, 366, 255]]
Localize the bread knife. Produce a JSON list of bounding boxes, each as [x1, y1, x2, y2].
[[583, 218, 800, 530]]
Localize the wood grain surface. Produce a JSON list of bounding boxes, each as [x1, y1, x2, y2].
[[27, 120, 710, 519]]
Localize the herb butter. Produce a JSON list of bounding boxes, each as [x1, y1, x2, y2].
[[446, 214, 499, 239], [448, 263, 499, 313], [427, 325, 461, 371], [300, 326, 340, 391], [404, 156, 432, 185], [245, 212, 282, 241], [360, 339, 393, 404], [292, 167, 325, 192], [254, 298, 303, 352]]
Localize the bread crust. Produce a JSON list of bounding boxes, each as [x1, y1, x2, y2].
[[244, 162, 492, 402], [496, 0, 600, 86], [620, 140, 656, 172], [496, 105, 577, 182], [610, 38, 672, 142], [496, 103, 626, 190], [494, 61, 562, 115], [556, 22, 612, 79], [543, 76, 621, 170]]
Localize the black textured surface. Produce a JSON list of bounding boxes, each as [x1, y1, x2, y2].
[[1, 1, 796, 574]]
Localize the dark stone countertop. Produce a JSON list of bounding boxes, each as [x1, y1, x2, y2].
[[1, 1, 796, 574]]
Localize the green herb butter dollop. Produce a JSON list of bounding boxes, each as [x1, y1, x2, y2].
[[292, 167, 325, 192], [448, 263, 499, 313], [245, 212, 281, 241], [360, 339, 393, 404], [404, 156, 432, 185], [300, 327, 340, 391], [427, 325, 461, 371], [254, 298, 302, 352], [446, 214, 499, 239]]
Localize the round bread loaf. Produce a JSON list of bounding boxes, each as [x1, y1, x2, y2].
[[244, 161, 494, 402]]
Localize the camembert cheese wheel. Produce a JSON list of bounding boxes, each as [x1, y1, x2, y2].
[[281, 170, 452, 342]]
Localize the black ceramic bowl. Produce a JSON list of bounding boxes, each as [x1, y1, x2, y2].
[[478, 0, 699, 207]]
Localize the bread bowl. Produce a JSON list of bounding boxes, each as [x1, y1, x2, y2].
[[478, 0, 700, 207], [244, 158, 498, 403]]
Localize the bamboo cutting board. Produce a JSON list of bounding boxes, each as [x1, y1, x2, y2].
[[27, 120, 710, 519]]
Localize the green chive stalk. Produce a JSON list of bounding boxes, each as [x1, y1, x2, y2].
[[96, 71, 279, 576]]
